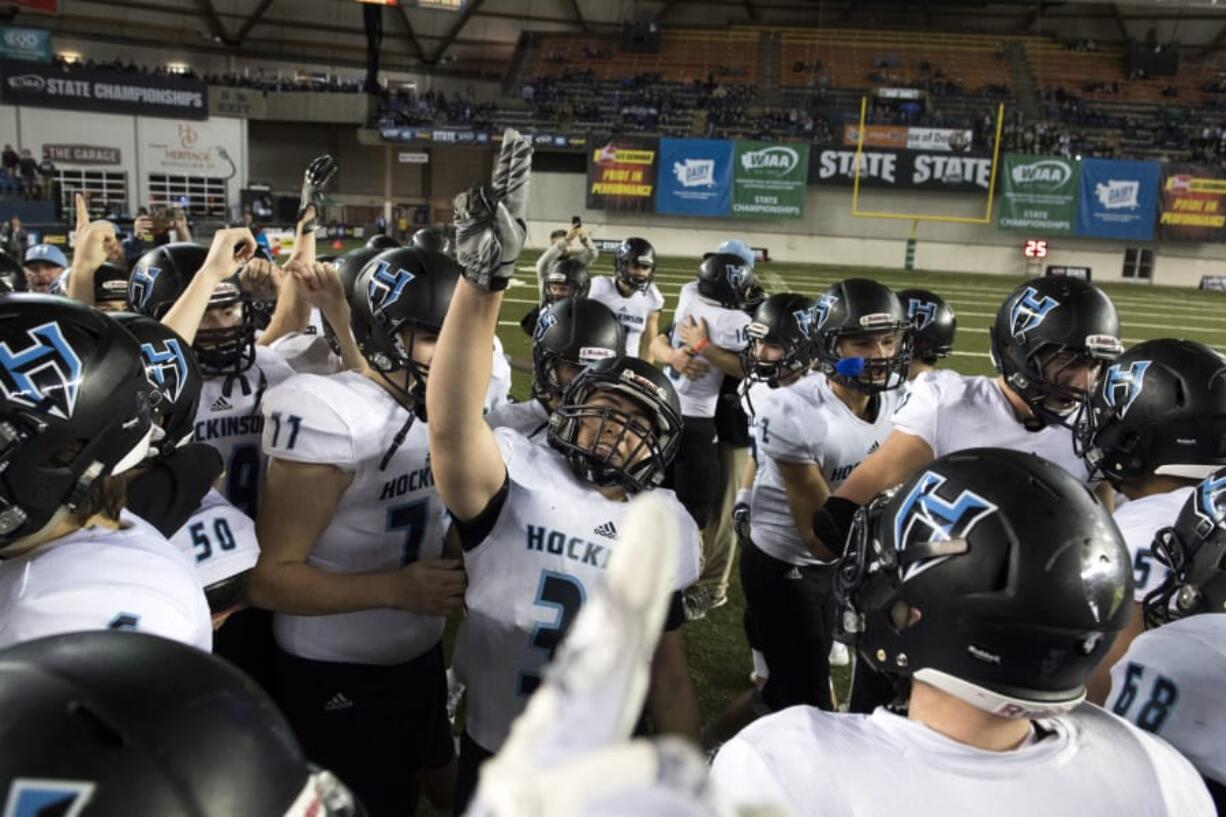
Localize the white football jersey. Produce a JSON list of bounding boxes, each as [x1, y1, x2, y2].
[[485, 398, 551, 439], [169, 488, 260, 590], [751, 373, 899, 565], [1109, 614, 1226, 787], [742, 380, 778, 467], [666, 282, 751, 418], [712, 704, 1213, 817], [261, 370, 447, 665], [194, 345, 295, 517], [454, 428, 702, 752], [267, 330, 341, 377], [588, 275, 665, 358], [1112, 487, 1193, 604], [893, 370, 1093, 483], [486, 334, 513, 415], [0, 511, 213, 652]]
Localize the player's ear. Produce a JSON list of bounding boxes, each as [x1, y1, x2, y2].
[[890, 600, 922, 630]]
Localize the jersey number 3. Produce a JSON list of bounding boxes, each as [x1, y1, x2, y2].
[[518, 571, 585, 697]]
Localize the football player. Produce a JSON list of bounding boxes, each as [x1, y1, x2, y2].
[[0, 630, 363, 817], [1111, 469, 1226, 809], [429, 131, 701, 813], [827, 277, 1123, 541], [249, 245, 465, 817], [648, 251, 758, 618], [1074, 339, 1226, 703], [713, 448, 1213, 817], [0, 295, 211, 651], [130, 231, 295, 518], [587, 237, 663, 359], [486, 297, 623, 438], [519, 256, 591, 337], [721, 280, 909, 739], [897, 287, 957, 381]]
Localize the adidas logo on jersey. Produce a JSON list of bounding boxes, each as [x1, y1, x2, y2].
[[323, 692, 354, 712], [594, 521, 618, 539], [210, 395, 233, 412], [783, 567, 803, 580]]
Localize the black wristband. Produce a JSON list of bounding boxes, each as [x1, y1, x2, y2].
[[812, 495, 861, 558]]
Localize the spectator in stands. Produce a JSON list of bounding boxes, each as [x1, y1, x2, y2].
[[1, 216, 27, 259], [534, 223, 598, 300], [23, 244, 67, 294], [17, 150, 37, 198], [37, 155, 56, 200], [2, 144, 16, 177]]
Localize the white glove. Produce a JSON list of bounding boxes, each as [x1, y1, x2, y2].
[[453, 128, 532, 291]]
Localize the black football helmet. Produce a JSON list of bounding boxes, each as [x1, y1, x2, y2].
[[0, 250, 23, 293], [92, 262, 131, 311], [1075, 339, 1226, 487], [897, 288, 956, 363], [111, 313, 201, 459], [548, 356, 682, 494], [543, 257, 591, 305], [742, 292, 817, 389], [813, 278, 911, 393], [989, 277, 1123, 428], [614, 237, 656, 293], [0, 630, 362, 817], [696, 252, 759, 310], [1145, 468, 1226, 628], [411, 227, 453, 257], [358, 247, 459, 420], [0, 295, 153, 549], [129, 243, 257, 378], [323, 246, 383, 359], [531, 298, 625, 403], [365, 234, 400, 252], [835, 447, 1133, 717]]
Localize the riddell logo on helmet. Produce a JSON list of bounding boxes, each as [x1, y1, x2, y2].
[[619, 369, 666, 401], [859, 312, 894, 329]]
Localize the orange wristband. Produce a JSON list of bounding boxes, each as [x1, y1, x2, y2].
[[692, 337, 710, 355]]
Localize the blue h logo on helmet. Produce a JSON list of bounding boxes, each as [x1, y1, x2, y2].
[[3, 778, 96, 817], [140, 338, 189, 404], [908, 298, 937, 331], [793, 307, 814, 339], [368, 260, 415, 312], [1195, 472, 1226, 527], [0, 321, 83, 420], [814, 294, 839, 330], [129, 265, 161, 312], [1009, 286, 1060, 338], [1102, 360, 1152, 418], [894, 470, 999, 581], [724, 264, 748, 290], [533, 309, 558, 342]]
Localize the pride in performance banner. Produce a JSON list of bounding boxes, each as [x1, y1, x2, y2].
[[656, 138, 734, 216], [585, 137, 658, 213], [997, 154, 1078, 234], [732, 141, 808, 219], [1075, 158, 1161, 241], [1157, 165, 1226, 242]]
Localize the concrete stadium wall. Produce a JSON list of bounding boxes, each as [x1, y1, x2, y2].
[[0, 105, 247, 214], [524, 170, 1226, 289]]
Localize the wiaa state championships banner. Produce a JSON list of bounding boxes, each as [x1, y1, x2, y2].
[[732, 141, 809, 219], [0, 59, 207, 119], [586, 137, 658, 213], [810, 146, 993, 193], [1157, 164, 1226, 242]]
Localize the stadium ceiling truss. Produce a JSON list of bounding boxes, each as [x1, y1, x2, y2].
[[13, 0, 1226, 79]]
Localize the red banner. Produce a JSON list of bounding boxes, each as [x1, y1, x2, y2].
[[3, 0, 59, 14]]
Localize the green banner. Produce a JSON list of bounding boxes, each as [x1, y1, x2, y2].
[[998, 153, 1079, 234], [732, 141, 808, 219]]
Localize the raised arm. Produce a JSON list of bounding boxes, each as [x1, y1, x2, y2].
[[428, 130, 533, 520], [160, 227, 255, 344], [65, 193, 116, 307]]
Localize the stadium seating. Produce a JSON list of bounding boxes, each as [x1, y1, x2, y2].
[[528, 30, 759, 84]]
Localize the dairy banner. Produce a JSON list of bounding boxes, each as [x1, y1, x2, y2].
[[1075, 158, 1161, 241], [656, 138, 734, 216]]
